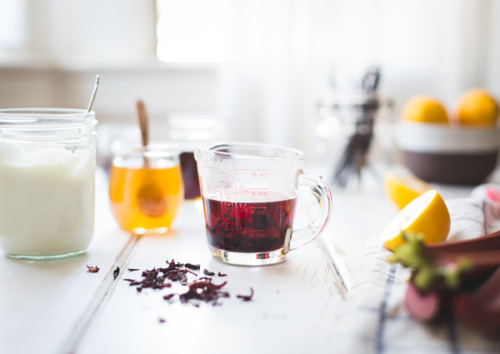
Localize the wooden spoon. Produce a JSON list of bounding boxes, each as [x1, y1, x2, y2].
[[135, 100, 167, 218]]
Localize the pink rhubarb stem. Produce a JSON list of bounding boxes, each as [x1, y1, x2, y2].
[[453, 267, 500, 333]]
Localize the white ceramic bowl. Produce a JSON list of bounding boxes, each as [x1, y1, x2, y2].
[[395, 122, 500, 185]]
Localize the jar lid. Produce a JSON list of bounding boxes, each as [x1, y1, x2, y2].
[[0, 108, 96, 130], [165, 110, 227, 144], [0, 108, 96, 144], [111, 140, 181, 159]]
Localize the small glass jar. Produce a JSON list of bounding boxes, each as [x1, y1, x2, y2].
[[166, 110, 226, 200], [316, 91, 393, 188], [0, 108, 97, 260], [108, 141, 184, 235]]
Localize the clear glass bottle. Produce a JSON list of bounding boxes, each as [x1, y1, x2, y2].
[[166, 110, 226, 199], [0, 108, 97, 259], [316, 66, 394, 189]]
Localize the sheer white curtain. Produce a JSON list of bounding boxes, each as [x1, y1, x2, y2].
[[218, 0, 500, 153], [1, 0, 499, 153], [218, 0, 312, 148]]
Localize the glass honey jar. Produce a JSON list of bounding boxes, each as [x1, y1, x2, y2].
[[108, 141, 184, 234]]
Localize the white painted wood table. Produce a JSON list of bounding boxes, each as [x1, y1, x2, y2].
[[0, 168, 359, 354], [0, 165, 480, 354]]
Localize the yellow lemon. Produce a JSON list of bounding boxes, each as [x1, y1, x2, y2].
[[456, 88, 498, 126], [384, 169, 432, 209], [401, 95, 448, 123], [381, 189, 450, 251]]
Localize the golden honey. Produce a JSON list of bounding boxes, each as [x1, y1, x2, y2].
[[108, 141, 184, 234], [109, 165, 183, 233]]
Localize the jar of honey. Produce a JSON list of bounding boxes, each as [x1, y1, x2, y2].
[[108, 141, 184, 234]]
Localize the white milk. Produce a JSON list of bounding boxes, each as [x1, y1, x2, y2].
[[0, 142, 95, 257]]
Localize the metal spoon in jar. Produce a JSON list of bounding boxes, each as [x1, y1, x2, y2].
[[72, 75, 100, 153], [86, 75, 100, 112], [135, 100, 167, 218]]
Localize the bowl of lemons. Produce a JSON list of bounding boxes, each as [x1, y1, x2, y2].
[[395, 88, 500, 185]]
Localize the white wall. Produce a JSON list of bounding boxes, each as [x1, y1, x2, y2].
[[1, 0, 500, 159], [0, 65, 218, 140]]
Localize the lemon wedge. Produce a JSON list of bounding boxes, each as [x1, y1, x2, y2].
[[384, 169, 432, 209], [381, 189, 450, 251]]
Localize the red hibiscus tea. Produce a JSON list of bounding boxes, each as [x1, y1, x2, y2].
[[202, 195, 297, 253], [196, 143, 333, 266]]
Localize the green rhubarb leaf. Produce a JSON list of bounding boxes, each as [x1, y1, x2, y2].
[[413, 265, 438, 290], [387, 231, 474, 292], [387, 232, 432, 268], [438, 258, 472, 290]]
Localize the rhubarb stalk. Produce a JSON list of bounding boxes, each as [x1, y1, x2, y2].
[[388, 231, 500, 326], [453, 267, 500, 333]]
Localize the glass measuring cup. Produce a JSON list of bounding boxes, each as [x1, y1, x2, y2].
[[195, 142, 332, 266]]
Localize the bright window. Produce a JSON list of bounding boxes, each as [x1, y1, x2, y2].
[[0, 0, 27, 49], [156, 0, 231, 63]]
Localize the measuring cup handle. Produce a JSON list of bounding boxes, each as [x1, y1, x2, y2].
[[284, 174, 332, 253]]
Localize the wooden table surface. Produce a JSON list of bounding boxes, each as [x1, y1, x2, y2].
[[1, 164, 480, 354], [2, 167, 364, 354]]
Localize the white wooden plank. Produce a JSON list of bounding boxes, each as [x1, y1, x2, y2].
[[321, 187, 395, 286], [0, 169, 130, 354], [76, 200, 345, 354]]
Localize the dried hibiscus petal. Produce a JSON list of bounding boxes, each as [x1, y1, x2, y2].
[[163, 293, 176, 301], [113, 267, 120, 280], [203, 269, 215, 276], [237, 287, 254, 301], [185, 263, 201, 270], [87, 265, 99, 273], [124, 259, 253, 308], [179, 279, 229, 305]]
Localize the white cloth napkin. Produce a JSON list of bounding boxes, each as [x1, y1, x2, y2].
[[329, 184, 500, 354]]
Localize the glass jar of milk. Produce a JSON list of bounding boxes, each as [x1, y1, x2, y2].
[[0, 108, 97, 259]]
